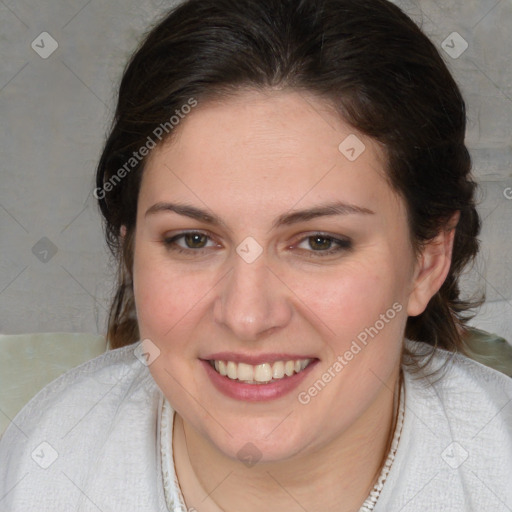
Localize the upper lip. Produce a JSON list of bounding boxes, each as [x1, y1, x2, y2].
[[201, 352, 318, 365]]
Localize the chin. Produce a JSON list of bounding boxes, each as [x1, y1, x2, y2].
[[203, 418, 314, 465]]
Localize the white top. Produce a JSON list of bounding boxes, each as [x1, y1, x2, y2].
[[1, 339, 511, 511]]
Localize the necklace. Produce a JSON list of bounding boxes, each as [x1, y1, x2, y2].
[[160, 373, 405, 512], [359, 370, 405, 511]]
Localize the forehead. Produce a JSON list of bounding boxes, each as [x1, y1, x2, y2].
[[140, 89, 400, 220]]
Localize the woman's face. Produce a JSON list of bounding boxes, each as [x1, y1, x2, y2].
[[132, 89, 423, 462]]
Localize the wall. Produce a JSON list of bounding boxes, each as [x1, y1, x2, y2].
[[1, 0, 511, 341]]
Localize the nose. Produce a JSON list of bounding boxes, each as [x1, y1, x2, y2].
[[213, 255, 293, 341]]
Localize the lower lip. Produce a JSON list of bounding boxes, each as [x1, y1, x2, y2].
[[200, 359, 318, 402]]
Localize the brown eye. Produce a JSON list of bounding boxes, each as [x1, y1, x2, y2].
[[309, 235, 334, 251], [295, 233, 352, 257], [162, 231, 216, 254], [183, 232, 208, 248]]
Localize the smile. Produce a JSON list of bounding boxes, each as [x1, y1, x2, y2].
[[208, 358, 313, 384]]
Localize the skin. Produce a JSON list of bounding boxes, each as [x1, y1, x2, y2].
[[127, 89, 457, 512]]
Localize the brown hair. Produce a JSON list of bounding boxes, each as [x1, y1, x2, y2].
[[95, 0, 481, 354]]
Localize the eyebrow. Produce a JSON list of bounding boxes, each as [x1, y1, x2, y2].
[[144, 200, 374, 230]]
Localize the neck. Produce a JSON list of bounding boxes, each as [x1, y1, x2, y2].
[[173, 367, 402, 512]]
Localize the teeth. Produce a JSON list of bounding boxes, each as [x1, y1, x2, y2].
[[210, 358, 312, 384], [237, 362, 254, 381], [284, 361, 295, 377], [227, 361, 237, 380], [272, 361, 284, 379], [254, 363, 272, 382]]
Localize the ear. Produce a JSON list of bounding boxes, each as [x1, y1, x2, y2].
[[407, 211, 460, 317], [120, 225, 127, 238]]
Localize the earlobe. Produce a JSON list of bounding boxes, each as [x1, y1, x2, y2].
[[120, 225, 127, 238], [407, 212, 460, 317]]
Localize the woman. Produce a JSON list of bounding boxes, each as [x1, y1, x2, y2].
[[1, 0, 511, 510]]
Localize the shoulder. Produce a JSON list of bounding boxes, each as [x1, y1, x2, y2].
[[0, 342, 166, 511], [2, 342, 158, 439], [403, 338, 512, 448], [376, 339, 512, 511], [404, 337, 512, 410]]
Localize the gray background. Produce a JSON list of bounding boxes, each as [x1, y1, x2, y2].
[[1, 0, 511, 341]]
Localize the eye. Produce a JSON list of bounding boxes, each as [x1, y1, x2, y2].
[[295, 233, 352, 257], [162, 231, 218, 254]]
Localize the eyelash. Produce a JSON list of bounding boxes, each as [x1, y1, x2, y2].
[[161, 231, 352, 258]]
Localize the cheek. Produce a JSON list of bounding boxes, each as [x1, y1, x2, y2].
[[133, 255, 208, 405], [299, 265, 406, 399], [132, 248, 208, 343], [293, 261, 401, 339]]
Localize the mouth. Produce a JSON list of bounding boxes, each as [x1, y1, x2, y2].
[[207, 358, 316, 385]]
